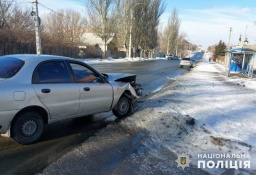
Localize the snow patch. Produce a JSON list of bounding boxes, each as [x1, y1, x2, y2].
[[82, 57, 167, 64]]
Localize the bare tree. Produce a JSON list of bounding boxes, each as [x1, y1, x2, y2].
[[115, 0, 165, 58], [84, 0, 117, 58], [136, 0, 165, 58], [62, 10, 86, 45], [0, 0, 13, 28], [8, 5, 34, 42], [164, 8, 180, 54], [176, 32, 187, 57], [0, 1, 36, 55], [83, 0, 165, 58], [0, 0, 14, 41], [114, 0, 133, 56], [43, 11, 65, 45], [44, 10, 85, 45], [42, 9, 86, 56]]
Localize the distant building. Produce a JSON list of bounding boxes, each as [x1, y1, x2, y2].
[[79, 33, 122, 58], [233, 34, 256, 50]]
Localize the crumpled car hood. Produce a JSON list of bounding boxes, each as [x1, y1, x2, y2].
[[103, 73, 137, 83], [103, 73, 143, 97]]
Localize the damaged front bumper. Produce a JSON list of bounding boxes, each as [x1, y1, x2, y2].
[[104, 73, 143, 97]]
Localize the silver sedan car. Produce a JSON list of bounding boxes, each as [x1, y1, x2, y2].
[[179, 57, 194, 68], [0, 54, 142, 144]]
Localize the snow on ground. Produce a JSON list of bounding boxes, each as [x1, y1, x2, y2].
[[122, 54, 256, 174], [41, 54, 256, 175], [83, 57, 167, 64]]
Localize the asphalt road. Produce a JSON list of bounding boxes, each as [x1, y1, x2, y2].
[[93, 59, 187, 95], [0, 57, 195, 175]]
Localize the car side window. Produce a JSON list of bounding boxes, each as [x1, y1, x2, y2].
[[69, 63, 98, 83], [33, 61, 72, 83]]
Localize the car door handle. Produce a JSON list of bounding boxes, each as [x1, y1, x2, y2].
[[83, 87, 90, 91], [41, 89, 51, 93]]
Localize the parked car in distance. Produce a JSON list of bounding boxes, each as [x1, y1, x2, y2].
[[165, 54, 178, 60], [0, 54, 142, 144], [180, 57, 194, 68]]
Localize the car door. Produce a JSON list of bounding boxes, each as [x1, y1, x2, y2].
[[32, 60, 80, 120], [68, 62, 113, 115]]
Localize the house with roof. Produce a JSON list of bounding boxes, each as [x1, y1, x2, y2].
[[78, 33, 122, 58]]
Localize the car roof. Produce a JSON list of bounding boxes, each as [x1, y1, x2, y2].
[[0, 54, 74, 61]]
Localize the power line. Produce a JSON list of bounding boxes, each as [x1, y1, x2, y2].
[[18, 0, 32, 3], [38, 2, 57, 13]]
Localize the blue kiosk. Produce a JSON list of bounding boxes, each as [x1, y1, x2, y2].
[[225, 48, 256, 77]]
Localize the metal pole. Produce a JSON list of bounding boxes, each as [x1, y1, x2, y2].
[[128, 10, 132, 58], [251, 54, 255, 78], [33, 0, 42, 55], [225, 27, 232, 77], [227, 27, 232, 50], [104, 36, 107, 59], [166, 37, 169, 54], [175, 42, 178, 56], [242, 52, 245, 74]]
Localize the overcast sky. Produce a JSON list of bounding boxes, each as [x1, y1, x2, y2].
[[19, 0, 256, 49]]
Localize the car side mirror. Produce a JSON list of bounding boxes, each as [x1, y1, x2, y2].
[[102, 76, 109, 83]]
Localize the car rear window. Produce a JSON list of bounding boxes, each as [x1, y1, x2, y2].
[[182, 58, 190, 61], [0, 57, 24, 78]]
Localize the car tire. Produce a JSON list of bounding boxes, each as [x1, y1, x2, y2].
[[12, 112, 44, 145], [180, 65, 183, 68], [112, 96, 131, 118]]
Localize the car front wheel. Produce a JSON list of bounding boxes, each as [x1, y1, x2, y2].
[[12, 112, 44, 145], [112, 96, 131, 118]]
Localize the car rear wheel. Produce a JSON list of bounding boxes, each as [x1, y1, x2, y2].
[[12, 112, 44, 145], [112, 96, 131, 118]]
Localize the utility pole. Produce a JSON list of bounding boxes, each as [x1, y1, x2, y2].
[[227, 27, 232, 50], [33, 0, 42, 55], [166, 36, 169, 54], [128, 9, 133, 58], [225, 27, 232, 77]]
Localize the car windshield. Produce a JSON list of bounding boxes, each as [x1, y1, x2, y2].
[[0, 57, 24, 78], [182, 58, 190, 61]]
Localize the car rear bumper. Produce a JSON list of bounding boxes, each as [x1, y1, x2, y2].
[[180, 62, 192, 66]]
